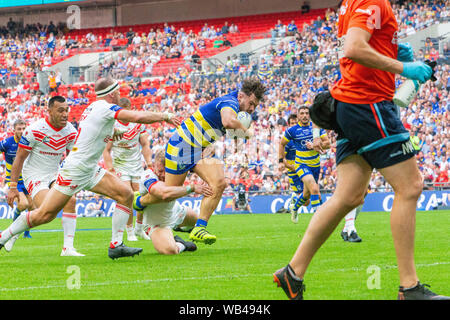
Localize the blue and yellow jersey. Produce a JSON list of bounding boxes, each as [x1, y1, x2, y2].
[[0, 135, 23, 183], [176, 91, 240, 148], [283, 122, 327, 168], [284, 140, 296, 170]]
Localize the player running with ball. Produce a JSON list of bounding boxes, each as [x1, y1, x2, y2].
[[0, 77, 181, 260], [139, 79, 265, 245]]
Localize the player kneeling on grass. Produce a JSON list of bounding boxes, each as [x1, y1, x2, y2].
[[134, 150, 213, 255]]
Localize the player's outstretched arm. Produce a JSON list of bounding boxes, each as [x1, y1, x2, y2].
[[7, 147, 30, 208], [140, 181, 213, 205], [117, 109, 181, 127]]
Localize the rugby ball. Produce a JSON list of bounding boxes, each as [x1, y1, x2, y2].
[[237, 111, 252, 129]]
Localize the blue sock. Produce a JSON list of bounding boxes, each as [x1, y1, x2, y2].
[[310, 194, 321, 210], [195, 219, 208, 228]]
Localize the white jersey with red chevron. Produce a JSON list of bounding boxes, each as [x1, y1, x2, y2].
[[111, 120, 146, 173], [19, 118, 77, 178], [61, 100, 122, 174]]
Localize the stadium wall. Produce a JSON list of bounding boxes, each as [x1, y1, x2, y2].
[[118, 0, 338, 26], [0, 0, 337, 29], [0, 191, 447, 219], [0, 6, 114, 29]]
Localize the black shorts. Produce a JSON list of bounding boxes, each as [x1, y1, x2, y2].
[[334, 100, 415, 169]]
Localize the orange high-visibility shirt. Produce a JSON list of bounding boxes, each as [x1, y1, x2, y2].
[[331, 0, 399, 104]]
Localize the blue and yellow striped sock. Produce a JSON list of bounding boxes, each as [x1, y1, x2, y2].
[[310, 194, 321, 211], [293, 193, 307, 211]]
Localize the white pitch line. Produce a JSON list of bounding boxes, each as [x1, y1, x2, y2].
[[0, 273, 266, 292], [0, 261, 448, 292]]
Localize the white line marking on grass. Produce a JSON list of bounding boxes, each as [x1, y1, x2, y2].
[[1, 262, 448, 292], [0, 273, 266, 292]]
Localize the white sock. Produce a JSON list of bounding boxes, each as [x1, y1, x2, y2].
[[0, 212, 32, 245], [355, 204, 363, 217], [111, 203, 132, 247], [343, 207, 357, 233], [175, 242, 186, 254], [126, 225, 134, 235], [135, 221, 143, 233], [62, 212, 77, 249]]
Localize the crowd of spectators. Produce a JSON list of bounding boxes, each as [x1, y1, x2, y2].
[[0, 0, 449, 201]]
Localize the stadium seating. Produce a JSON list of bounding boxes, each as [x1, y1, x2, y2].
[[0, 2, 448, 193]]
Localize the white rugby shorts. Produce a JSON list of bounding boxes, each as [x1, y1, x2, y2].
[[115, 167, 143, 184], [143, 202, 188, 236], [53, 165, 106, 197], [23, 173, 57, 199]]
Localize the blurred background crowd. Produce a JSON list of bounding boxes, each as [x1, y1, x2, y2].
[[0, 0, 448, 199]]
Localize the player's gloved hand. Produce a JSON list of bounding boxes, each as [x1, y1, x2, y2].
[[397, 43, 414, 62], [401, 61, 433, 84]]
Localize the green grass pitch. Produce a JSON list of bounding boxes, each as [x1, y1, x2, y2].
[[0, 210, 449, 300]]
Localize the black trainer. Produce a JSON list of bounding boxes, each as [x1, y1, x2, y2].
[[398, 282, 450, 300], [273, 265, 305, 300], [173, 226, 194, 233], [174, 235, 197, 252], [108, 243, 143, 260], [347, 231, 362, 243], [341, 231, 349, 242]]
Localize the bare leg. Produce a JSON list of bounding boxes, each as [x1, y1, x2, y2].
[[192, 158, 226, 222], [379, 157, 422, 288], [0, 188, 71, 245], [151, 227, 179, 255], [164, 171, 189, 187], [90, 172, 134, 246], [289, 155, 372, 278]]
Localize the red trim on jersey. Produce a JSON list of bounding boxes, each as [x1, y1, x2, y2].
[[73, 128, 82, 145], [114, 109, 122, 120], [19, 144, 32, 150], [45, 117, 64, 132], [146, 180, 158, 193]]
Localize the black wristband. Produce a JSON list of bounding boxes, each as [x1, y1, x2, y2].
[[279, 158, 284, 163]]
